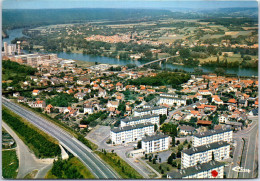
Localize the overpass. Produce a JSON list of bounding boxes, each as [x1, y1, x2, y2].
[[138, 55, 179, 68]]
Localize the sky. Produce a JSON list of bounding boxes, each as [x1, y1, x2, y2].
[[2, 0, 259, 10]]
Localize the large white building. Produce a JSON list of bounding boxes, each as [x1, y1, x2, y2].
[[192, 127, 233, 147], [134, 106, 167, 117], [181, 141, 230, 169], [120, 114, 159, 127], [158, 96, 186, 107], [167, 160, 225, 179], [110, 123, 154, 145], [141, 134, 170, 153]]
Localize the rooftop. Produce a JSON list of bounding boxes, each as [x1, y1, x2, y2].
[[167, 160, 225, 178], [182, 141, 229, 155], [193, 127, 232, 138], [111, 122, 154, 133], [121, 114, 159, 123], [142, 134, 169, 142]]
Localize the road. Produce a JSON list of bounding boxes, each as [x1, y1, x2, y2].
[[2, 98, 119, 179], [227, 116, 258, 179], [2, 121, 53, 179]]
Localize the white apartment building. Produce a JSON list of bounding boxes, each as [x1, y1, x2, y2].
[[141, 134, 170, 153], [120, 114, 159, 127], [110, 123, 154, 145], [158, 96, 186, 107], [167, 160, 225, 179], [192, 127, 233, 147], [181, 141, 230, 168], [134, 106, 167, 117], [159, 93, 178, 98]]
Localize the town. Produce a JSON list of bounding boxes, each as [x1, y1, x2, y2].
[[2, 38, 258, 179]]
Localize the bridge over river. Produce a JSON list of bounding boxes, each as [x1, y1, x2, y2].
[[138, 55, 179, 68]]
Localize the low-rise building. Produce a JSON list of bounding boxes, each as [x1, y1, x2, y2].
[[179, 125, 196, 135], [110, 123, 154, 145], [141, 134, 170, 153], [167, 160, 225, 179], [181, 141, 230, 168], [192, 128, 233, 147], [120, 114, 159, 127]]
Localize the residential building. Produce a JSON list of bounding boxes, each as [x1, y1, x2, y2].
[[134, 106, 167, 117], [110, 123, 154, 145], [141, 134, 170, 153], [158, 96, 186, 107], [181, 141, 230, 168], [167, 160, 225, 179], [120, 114, 159, 127], [192, 128, 233, 147]]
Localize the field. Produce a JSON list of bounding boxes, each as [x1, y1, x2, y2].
[[199, 54, 257, 64], [2, 150, 19, 179]]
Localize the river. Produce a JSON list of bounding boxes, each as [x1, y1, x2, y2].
[[2, 28, 258, 77]]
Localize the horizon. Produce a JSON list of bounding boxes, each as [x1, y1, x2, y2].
[[2, 0, 259, 10]]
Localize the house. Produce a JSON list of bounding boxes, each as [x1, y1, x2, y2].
[[45, 104, 53, 113], [98, 88, 107, 97], [13, 92, 20, 97], [238, 99, 248, 107], [32, 89, 40, 96], [228, 98, 237, 105], [197, 120, 212, 126], [74, 92, 86, 101], [219, 114, 229, 124], [212, 95, 223, 105], [116, 82, 124, 91], [249, 109, 258, 116], [107, 101, 119, 109], [28, 100, 46, 108], [84, 105, 94, 115], [179, 125, 196, 135]]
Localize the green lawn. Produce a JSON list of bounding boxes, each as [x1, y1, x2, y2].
[[2, 150, 19, 179], [95, 151, 143, 179]]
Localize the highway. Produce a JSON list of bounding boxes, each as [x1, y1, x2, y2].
[[2, 98, 119, 179]]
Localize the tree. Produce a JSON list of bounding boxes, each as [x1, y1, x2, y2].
[[137, 141, 141, 149], [152, 158, 156, 164], [160, 114, 167, 124], [171, 136, 175, 146], [167, 156, 173, 164], [177, 151, 181, 158], [154, 124, 158, 132], [149, 156, 152, 162]]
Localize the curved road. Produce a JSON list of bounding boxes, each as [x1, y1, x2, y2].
[[2, 98, 119, 179]]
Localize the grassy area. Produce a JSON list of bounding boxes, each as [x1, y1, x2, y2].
[[3, 106, 61, 158], [45, 157, 95, 179], [2, 150, 19, 179], [95, 151, 143, 179], [23, 170, 38, 179], [199, 54, 258, 64]]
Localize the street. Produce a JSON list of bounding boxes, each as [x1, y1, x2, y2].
[[227, 116, 258, 179], [2, 97, 119, 179]]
